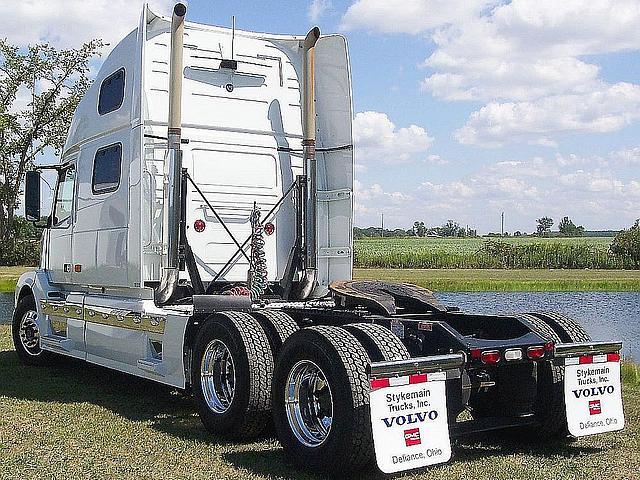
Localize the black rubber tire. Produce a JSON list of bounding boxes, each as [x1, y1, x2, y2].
[[12, 295, 54, 366], [528, 311, 591, 343], [272, 326, 374, 474], [342, 322, 410, 362], [251, 310, 299, 357], [515, 313, 567, 439], [192, 311, 274, 439]]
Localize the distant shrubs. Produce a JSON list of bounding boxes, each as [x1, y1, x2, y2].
[[610, 220, 640, 268], [0, 217, 40, 266]]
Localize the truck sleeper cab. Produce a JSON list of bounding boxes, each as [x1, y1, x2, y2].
[[13, 4, 624, 476]]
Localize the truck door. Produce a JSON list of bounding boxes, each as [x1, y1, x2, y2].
[[47, 163, 76, 284]]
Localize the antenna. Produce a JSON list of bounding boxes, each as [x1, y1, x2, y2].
[[231, 15, 235, 60]]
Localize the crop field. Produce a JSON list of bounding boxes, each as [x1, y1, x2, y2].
[[354, 237, 625, 270]]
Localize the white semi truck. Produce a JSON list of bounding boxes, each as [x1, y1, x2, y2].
[[12, 4, 625, 475]]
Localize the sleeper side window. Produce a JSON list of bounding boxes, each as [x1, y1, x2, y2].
[[92, 144, 122, 195], [52, 166, 76, 227], [98, 68, 125, 115]]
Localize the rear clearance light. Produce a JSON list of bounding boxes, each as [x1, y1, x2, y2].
[[264, 222, 275, 236], [527, 346, 546, 359], [504, 348, 523, 361], [194, 219, 206, 233], [544, 341, 554, 352], [470, 348, 482, 360], [481, 350, 501, 365]]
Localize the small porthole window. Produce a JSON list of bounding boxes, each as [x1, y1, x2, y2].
[[92, 144, 122, 195], [98, 68, 125, 115]]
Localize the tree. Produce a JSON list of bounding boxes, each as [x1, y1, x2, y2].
[[558, 216, 585, 237], [536, 217, 554, 236], [0, 39, 102, 246], [412, 221, 426, 237], [610, 220, 640, 268]]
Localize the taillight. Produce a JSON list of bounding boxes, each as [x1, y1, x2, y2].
[[194, 219, 206, 233], [544, 341, 554, 352], [527, 346, 545, 359], [470, 348, 481, 360], [607, 353, 621, 362], [481, 350, 500, 365], [264, 222, 275, 236]]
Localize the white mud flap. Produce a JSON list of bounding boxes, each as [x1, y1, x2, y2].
[[558, 343, 625, 437], [369, 354, 464, 474]]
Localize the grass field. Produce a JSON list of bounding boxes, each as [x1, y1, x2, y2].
[[355, 236, 627, 270], [0, 267, 28, 293], [2, 265, 640, 293], [0, 325, 638, 479], [354, 268, 640, 292]]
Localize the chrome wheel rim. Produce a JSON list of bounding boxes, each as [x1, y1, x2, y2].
[[285, 360, 333, 447], [19, 310, 41, 356], [201, 339, 236, 414]]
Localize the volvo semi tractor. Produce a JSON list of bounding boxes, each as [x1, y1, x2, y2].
[[13, 4, 625, 475]]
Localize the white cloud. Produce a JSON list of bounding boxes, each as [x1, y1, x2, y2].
[[455, 83, 640, 147], [0, 0, 173, 49], [425, 154, 449, 165], [353, 111, 433, 164], [354, 149, 640, 232], [308, 0, 332, 23], [343, 0, 640, 146], [340, 0, 492, 34]]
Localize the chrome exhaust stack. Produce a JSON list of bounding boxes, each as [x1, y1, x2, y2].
[[298, 27, 320, 300], [156, 2, 186, 305]]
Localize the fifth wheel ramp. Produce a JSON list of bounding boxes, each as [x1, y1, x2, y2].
[[329, 280, 446, 316]]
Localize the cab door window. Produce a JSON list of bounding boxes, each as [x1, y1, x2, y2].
[[52, 166, 76, 227]]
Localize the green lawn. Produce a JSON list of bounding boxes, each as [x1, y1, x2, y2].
[[355, 268, 640, 292], [0, 266, 29, 293], [0, 325, 638, 479]]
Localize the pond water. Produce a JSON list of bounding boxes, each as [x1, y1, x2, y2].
[[1, 291, 638, 359]]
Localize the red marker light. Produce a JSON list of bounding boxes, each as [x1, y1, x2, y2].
[[481, 350, 500, 365], [264, 222, 275, 236], [194, 219, 206, 233], [527, 346, 546, 359]]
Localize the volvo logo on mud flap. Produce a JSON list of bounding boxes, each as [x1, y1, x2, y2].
[[572, 385, 615, 398], [382, 410, 438, 427]]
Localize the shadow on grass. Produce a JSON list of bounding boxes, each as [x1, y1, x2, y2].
[[0, 348, 606, 479]]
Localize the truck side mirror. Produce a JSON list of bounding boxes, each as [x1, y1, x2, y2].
[[25, 170, 41, 222]]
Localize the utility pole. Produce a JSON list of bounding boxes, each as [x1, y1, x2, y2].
[[501, 212, 505, 236], [381, 213, 384, 238]]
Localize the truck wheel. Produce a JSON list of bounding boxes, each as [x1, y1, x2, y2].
[[342, 322, 409, 362], [272, 326, 374, 474], [251, 310, 299, 357], [12, 295, 53, 366], [192, 311, 274, 439], [516, 313, 567, 439], [528, 311, 591, 343]]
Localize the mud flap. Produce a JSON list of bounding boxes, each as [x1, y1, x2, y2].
[[368, 354, 464, 473], [557, 342, 625, 437]]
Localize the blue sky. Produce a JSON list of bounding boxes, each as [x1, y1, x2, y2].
[[3, 0, 640, 233]]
